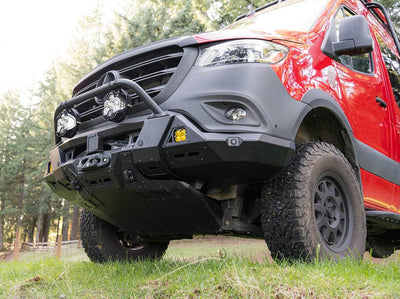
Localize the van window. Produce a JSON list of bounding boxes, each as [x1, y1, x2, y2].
[[376, 36, 400, 108], [227, 0, 329, 33]]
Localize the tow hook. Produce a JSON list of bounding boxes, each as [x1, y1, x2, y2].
[[78, 153, 111, 171]]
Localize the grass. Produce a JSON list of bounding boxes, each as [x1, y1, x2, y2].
[[1, 237, 400, 298]]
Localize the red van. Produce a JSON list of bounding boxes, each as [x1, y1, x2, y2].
[[45, 0, 400, 262]]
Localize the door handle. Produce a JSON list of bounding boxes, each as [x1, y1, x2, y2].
[[376, 97, 387, 108]]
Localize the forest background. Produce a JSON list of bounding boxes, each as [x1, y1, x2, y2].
[[0, 0, 398, 251]]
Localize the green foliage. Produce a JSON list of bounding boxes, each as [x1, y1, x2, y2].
[[376, 0, 400, 27], [207, 0, 272, 27], [100, 0, 206, 57]]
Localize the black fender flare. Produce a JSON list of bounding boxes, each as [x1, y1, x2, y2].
[[291, 89, 359, 168]]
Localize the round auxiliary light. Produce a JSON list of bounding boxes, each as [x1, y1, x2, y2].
[[56, 109, 79, 138], [103, 90, 127, 122], [225, 107, 247, 122]]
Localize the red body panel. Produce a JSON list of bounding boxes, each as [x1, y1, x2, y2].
[[361, 168, 397, 212]]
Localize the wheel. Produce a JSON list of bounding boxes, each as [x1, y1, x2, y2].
[[367, 240, 395, 258], [261, 142, 366, 261], [366, 230, 399, 258], [80, 210, 169, 263]]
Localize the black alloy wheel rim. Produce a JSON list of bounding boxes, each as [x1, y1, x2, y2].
[[314, 174, 353, 251]]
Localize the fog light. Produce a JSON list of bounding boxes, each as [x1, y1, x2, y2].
[[174, 128, 187, 142], [225, 107, 247, 122], [56, 109, 79, 138], [103, 91, 127, 122]]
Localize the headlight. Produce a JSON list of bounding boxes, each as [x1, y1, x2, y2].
[[56, 109, 79, 138], [195, 39, 289, 67]]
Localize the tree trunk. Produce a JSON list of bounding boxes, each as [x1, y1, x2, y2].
[[13, 226, 21, 260], [62, 201, 70, 241], [15, 160, 25, 250], [70, 205, 80, 240], [0, 199, 5, 251], [41, 213, 51, 244], [56, 215, 60, 242], [28, 217, 36, 243], [35, 211, 43, 245]]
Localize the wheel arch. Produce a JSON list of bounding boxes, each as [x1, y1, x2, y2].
[[294, 89, 360, 173]]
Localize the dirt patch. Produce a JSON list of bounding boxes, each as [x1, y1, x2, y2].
[[170, 235, 272, 263], [364, 250, 400, 263], [0, 251, 13, 262], [170, 235, 265, 248]]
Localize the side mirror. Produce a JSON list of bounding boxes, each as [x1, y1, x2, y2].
[[333, 15, 373, 56], [322, 15, 373, 58]]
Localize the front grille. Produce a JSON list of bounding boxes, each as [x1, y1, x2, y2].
[[72, 46, 184, 123]]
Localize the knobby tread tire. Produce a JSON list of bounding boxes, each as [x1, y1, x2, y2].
[[260, 142, 366, 261], [366, 237, 397, 259], [80, 209, 106, 262], [80, 210, 169, 263]]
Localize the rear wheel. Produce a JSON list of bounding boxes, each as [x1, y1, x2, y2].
[[261, 142, 366, 261], [367, 240, 395, 258], [80, 210, 169, 263], [367, 233, 398, 259]]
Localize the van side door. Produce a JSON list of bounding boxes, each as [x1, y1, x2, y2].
[[333, 7, 397, 212], [368, 13, 400, 212]]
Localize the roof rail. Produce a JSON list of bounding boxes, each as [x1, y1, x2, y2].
[[361, 0, 400, 56], [234, 0, 289, 22]]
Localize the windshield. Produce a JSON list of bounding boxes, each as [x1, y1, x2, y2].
[[226, 0, 330, 33]]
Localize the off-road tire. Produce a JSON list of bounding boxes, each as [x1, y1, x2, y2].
[[367, 230, 399, 258], [261, 142, 366, 261], [367, 241, 395, 259], [80, 210, 169, 263]]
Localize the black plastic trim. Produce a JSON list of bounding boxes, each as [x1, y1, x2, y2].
[[354, 139, 400, 186], [161, 64, 309, 139], [366, 210, 400, 229], [300, 89, 354, 134]]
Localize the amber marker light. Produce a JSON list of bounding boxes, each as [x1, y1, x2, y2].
[[174, 128, 187, 142]]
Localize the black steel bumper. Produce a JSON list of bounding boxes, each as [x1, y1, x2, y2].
[[46, 119, 294, 236], [45, 112, 294, 236]]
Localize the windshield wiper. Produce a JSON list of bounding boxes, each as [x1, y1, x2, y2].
[[234, 0, 288, 22]]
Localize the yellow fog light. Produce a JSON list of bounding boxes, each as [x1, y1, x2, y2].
[[174, 128, 187, 142]]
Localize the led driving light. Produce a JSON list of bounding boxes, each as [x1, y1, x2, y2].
[[225, 107, 247, 122], [196, 39, 288, 67], [56, 109, 79, 138], [174, 128, 187, 142], [103, 90, 127, 122]]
